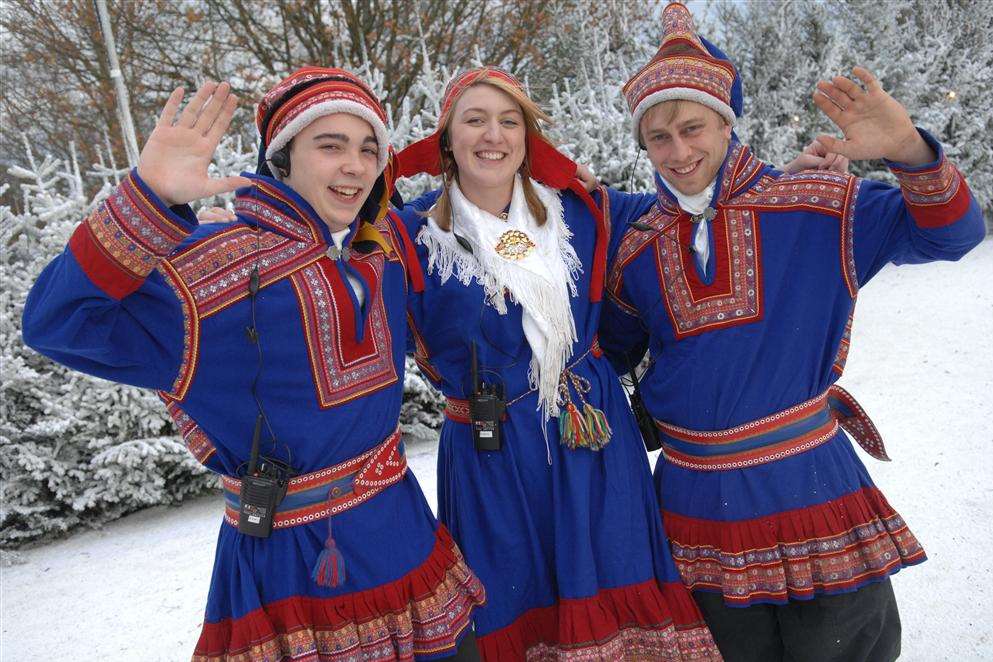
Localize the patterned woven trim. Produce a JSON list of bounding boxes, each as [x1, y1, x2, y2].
[[655, 206, 763, 339], [889, 155, 973, 228], [658, 391, 830, 442], [168, 223, 323, 318], [841, 177, 861, 297], [890, 154, 961, 206], [739, 169, 851, 216], [100, 173, 192, 272], [444, 398, 472, 424], [235, 194, 313, 243], [476, 578, 721, 661], [161, 398, 216, 466], [520, 625, 688, 662], [828, 384, 889, 461], [664, 487, 926, 606], [158, 261, 199, 400], [624, 55, 735, 114], [662, 422, 838, 471], [832, 305, 855, 376], [69, 174, 194, 299]]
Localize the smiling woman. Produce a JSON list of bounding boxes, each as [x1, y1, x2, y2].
[[393, 67, 721, 661], [426, 75, 550, 233]]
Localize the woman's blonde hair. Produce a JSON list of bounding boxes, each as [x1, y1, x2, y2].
[[429, 74, 554, 231]]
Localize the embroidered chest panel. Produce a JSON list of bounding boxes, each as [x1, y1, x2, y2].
[[655, 206, 763, 339], [290, 252, 398, 408], [168, 225, 323, 318]]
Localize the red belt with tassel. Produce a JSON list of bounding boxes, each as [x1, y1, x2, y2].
[[221, 428, 406, 587]]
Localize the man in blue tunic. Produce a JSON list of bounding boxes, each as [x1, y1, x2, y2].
[[600, 3, 986, 661], [23, 67, 484, 661]]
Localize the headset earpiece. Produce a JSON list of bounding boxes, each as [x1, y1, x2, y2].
[[269, 148, 291, 178]]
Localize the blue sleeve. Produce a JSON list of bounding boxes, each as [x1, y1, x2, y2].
[[22, 171, 198, 393], [394, 192, 439, 356], [596, 186, 656, 267], [853, 130, 986, 285], [599, 286, 650, 377]]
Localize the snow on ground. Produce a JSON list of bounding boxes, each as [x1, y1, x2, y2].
[[2, 240, 991, 661]]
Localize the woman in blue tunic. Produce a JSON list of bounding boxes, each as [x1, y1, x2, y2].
[[22, 67, 484, 661], [394, 68, 720, 661]]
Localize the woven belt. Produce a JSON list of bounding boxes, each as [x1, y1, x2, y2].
[[445, 336, 604, 423], [657, 385, 889, 471], [222, 428, 406, 529]]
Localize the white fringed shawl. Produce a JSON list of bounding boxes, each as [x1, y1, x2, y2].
[[417, 176, 582, 419]]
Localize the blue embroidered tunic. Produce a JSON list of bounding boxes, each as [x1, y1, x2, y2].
[[22, 171, 485, 660], [399, 186, 720, 660], [600, 131, 986, 607]]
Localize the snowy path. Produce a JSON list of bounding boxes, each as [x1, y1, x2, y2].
[[3, 240, 991, 661]]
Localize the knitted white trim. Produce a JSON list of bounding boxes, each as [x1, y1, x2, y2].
[[631, 87, 736, 142], [265, 100, 389, 177]]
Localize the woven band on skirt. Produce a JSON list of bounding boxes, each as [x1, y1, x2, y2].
[[444, 336, 604, 423], [222, 428, 406, 529]]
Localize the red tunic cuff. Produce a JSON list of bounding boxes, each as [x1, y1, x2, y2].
[[69, 171, 196, 298]]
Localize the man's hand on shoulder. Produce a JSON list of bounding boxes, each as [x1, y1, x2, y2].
[[782, 138, 850, 175]]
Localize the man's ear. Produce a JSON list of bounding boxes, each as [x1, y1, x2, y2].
[[723, 121, 733, 140]]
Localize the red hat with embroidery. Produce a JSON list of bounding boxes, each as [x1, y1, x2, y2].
[[623, 2, 737, 143], [395, 67, 610, 301], [256, 66, 391, 175]]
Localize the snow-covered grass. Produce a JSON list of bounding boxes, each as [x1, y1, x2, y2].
[[2, 240, 991, 661]]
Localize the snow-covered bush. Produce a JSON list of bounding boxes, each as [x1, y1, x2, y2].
[[0, 144, 218, 547]]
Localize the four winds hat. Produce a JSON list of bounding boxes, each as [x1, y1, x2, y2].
[[623, 1, 739, 143], [254, 66, 399, 224]]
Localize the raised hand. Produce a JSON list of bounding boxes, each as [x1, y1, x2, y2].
[[813, 67, 935, 166], [782, 138, 850, 175], [136, 82, 252, 207]]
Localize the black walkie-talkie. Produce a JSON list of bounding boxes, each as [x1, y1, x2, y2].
[[468, 342, 505, 451], [629, 359, 661, 452], [238, 416, 289, 538]]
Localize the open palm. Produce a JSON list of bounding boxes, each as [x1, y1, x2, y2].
[[812, 67, 920, 163], [137, 82, 251, 207]]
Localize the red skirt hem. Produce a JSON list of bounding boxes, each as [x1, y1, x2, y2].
[[192, 525, 485, 662], [663, 486, 926, 606], [476, 579, 720, 661]]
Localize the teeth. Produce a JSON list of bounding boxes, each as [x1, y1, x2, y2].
[[331, 186, 360, 197], [672, 162, 698, 175], [476, 151, 506, 161]]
